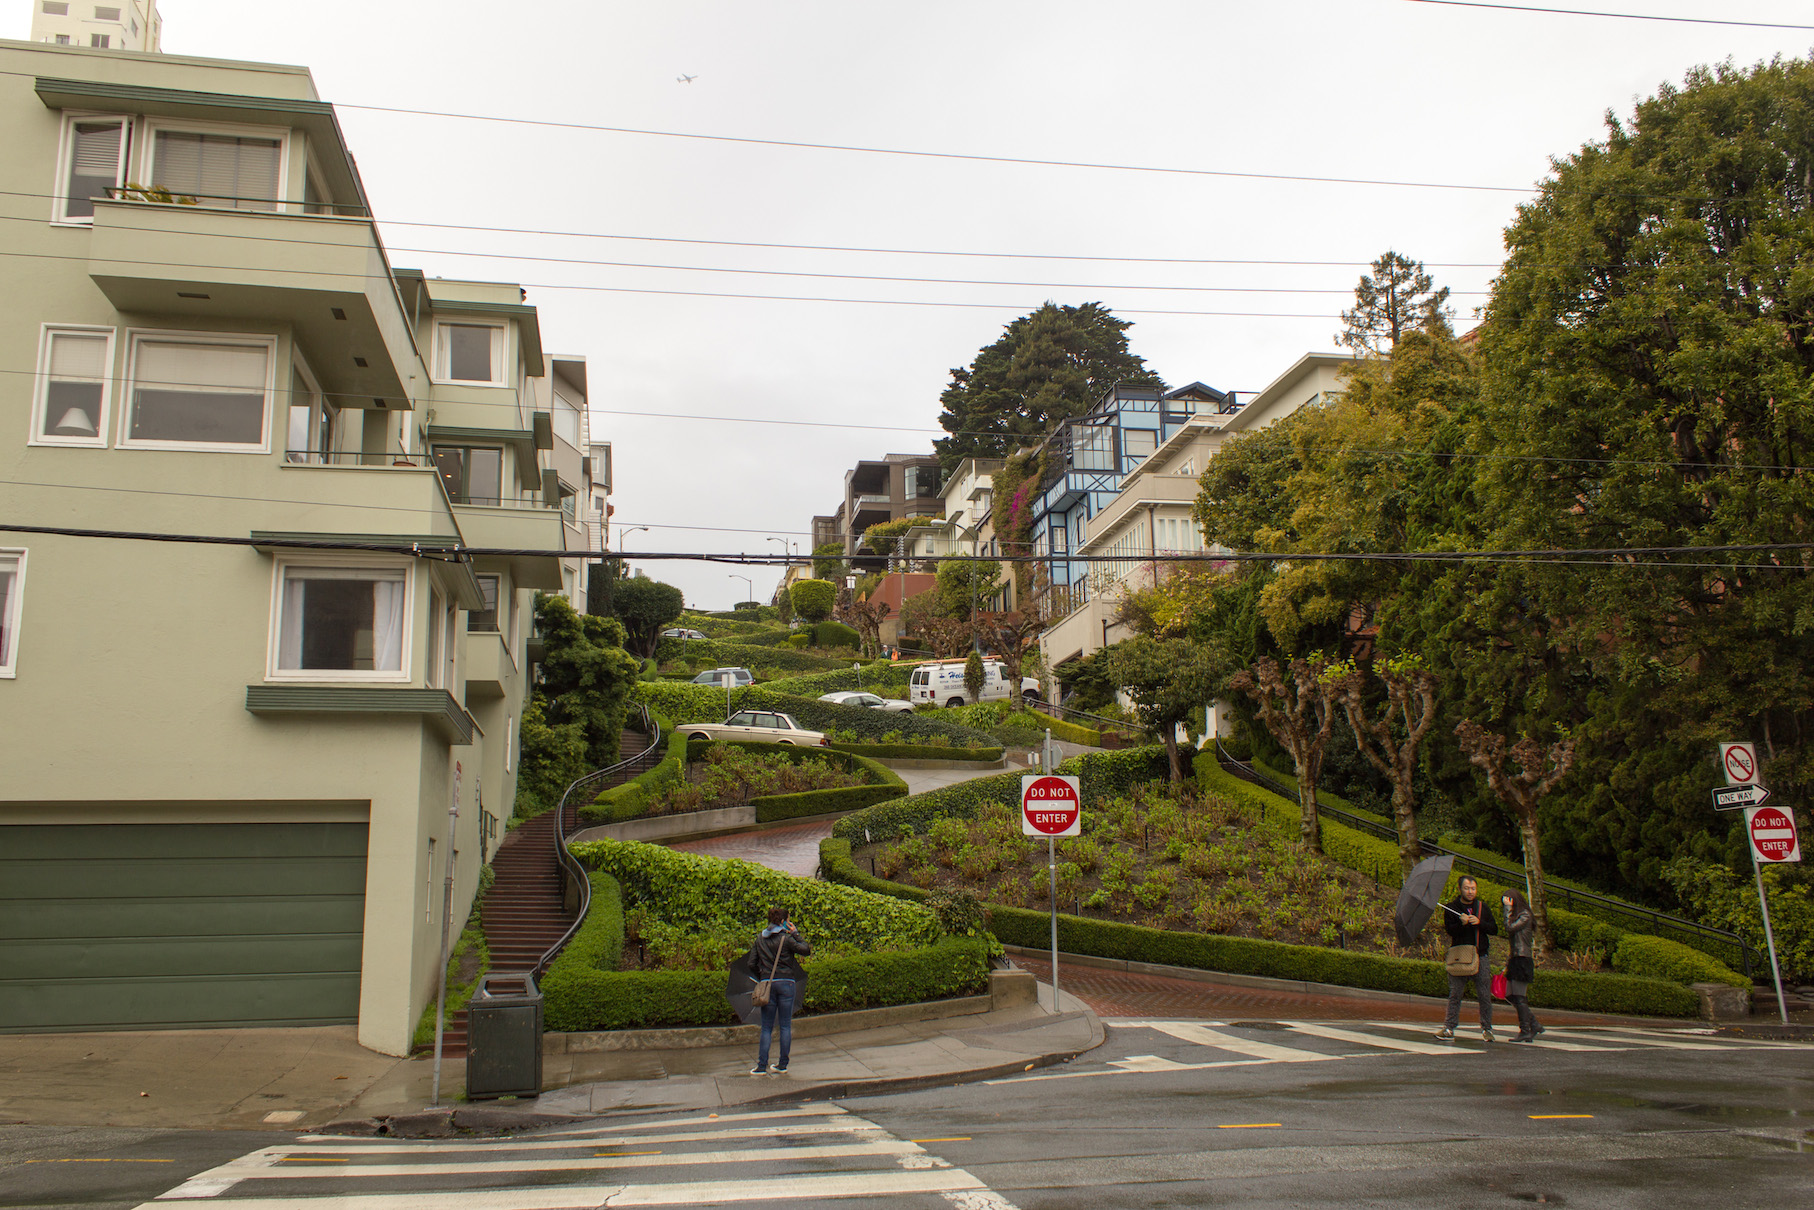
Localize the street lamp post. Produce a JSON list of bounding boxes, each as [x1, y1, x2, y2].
[[730, 573, 753, 610], [617, 524, 650, 551]]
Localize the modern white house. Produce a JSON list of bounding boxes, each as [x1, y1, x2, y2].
[[0, 36, 603, 1054], [1040, 352, 1355, 674], [29, 0, 159, 52]]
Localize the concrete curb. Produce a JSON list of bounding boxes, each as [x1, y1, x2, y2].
[[543, 993, 1000, 1053], [1002, 944, 1702, 1025], [744, 1043, 1088, 1106]]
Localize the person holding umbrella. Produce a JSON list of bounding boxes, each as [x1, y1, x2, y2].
[[744, 907, 810, 1075], [1435, 876, 1498, 1042]]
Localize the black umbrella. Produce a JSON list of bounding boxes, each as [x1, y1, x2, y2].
[[725, 946, 807, 1025], [1394, 854, 1458, 946]]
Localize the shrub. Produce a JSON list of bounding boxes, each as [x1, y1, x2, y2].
[[790, 579, 836, 623], [1612, 933, 1751, 989], [812, 620, 861, 649], [1023, 709, 1102, 747], [758, 664, 913, 699], [634, 682, 995, 747], [831, 741, 1005, 763], [578, 713, 687, 825]]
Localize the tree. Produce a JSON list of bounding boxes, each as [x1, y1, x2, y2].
[[789, 578, 835, 623], [964, 650, 986, 701], [838, 594, 892, 658], [534, 594, 642, 771], [585, 557, 624, 618], [609, 575, 684, 658], [812, 542, 847, 581], [979, 606, 1047, 695], [1112, 636, 1225, 782], [1325, 655, 1441, 875], [1337, 250, 1451, 355], [1453, 721, 1577, 953], [934, 556, 1004, 620], [1228, 656, 1338, 852], [934, 302, 1166, 472], [1472, 57, 1814, 895]]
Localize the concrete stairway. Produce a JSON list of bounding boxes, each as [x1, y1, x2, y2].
[[432, 725, 655, 1056]]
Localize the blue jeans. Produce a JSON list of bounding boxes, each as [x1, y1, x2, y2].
[[757, 979, 797, 1071]]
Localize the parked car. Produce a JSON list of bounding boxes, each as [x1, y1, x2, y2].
[[683, 710, 828, 746], [818, 690, 914, 713], [663, 627, 708, 641], [691, 666, 754, 687], [908, 659, 1041, 708]]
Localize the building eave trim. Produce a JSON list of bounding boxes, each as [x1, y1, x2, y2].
[[244, 686, 476, 745]]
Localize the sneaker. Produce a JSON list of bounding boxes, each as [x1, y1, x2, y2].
[[774, 1065, 788, 1073], [1434, 1027, 1455, 1040], [1482, 1030, 1497, 1043], [750, 1067, 769, 1075]]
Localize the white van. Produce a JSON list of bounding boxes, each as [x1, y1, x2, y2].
[[909, 659, 1041, 708]]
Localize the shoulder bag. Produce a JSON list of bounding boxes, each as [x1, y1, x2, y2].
[[749, 936, 785, 1007], [1444, 944, 1479, 976]]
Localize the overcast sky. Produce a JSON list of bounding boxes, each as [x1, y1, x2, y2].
[[16, 1, 1812, 608]]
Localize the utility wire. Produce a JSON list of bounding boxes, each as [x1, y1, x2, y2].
[[3, 521, 1808, 569], [1397, 0, 1814, 30]]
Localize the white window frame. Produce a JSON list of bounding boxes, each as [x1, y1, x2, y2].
[[137, 118, 291, 212], [29, 323, 115, 448], [283, 352, 344, 464], [265, 555, 414, 683], [433, 320, 507, 386], [0, 548, 27, 679], [119, 329, 278, 453], [52, 111, 132, 226]]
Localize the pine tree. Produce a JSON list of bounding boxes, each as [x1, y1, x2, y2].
[[1337, 251, 1451, 355]]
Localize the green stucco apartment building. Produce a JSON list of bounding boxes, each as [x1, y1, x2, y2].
[[0, 38, 599, 1055]]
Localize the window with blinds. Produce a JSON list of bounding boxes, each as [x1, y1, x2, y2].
[[59, 117, 128, 221], [36, 328, 112, 444], [125, 335, 272, 448], [151, 130, 282, 211], [0, 550, 23, 678]]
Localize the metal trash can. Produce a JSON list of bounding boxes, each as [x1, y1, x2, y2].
[[464, 972, 543, 1099]]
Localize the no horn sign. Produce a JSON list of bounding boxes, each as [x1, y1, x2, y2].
[[1022, 775, 1082, 837]]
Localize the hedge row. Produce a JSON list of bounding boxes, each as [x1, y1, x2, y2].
[[830, 745, 1172, 844], [1197, 764, 1747, 990], [633, 681, 997, 747], [1023, 709, 1102, 747], [760, 665, 914, 699], [831, 741, 1005, 763], [655, 637, 853, 673], [818, 839, 1697, 1018], [673, 738, 911, 822]]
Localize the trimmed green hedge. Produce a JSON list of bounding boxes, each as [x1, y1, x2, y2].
[[672, 738, 911, 822], [633, 681, 996, 747], [655, 637, 851, 673], [818, 839, 1697, 1017], [812, 620, 861, 649], [831, 741, 1005, 763], [759, 665, 914, 699], [1197, 763, 1746, 991], [1024, 709, 1102, 747]]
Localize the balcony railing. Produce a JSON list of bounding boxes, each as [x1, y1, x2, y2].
[[284, 450, 431, 468], [104, 186, 371, 218]]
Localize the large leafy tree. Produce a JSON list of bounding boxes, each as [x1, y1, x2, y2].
[[1113, 636, 1227, 782], [1474, 57, 1814, 895], [534, 594, 641, 772], [1337, 251, 1452, 355], [935, 302, 1166, 472], [609, 575, 685, 658]]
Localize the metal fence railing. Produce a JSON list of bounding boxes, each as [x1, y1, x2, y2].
[[1214, 740, 1757, 977]]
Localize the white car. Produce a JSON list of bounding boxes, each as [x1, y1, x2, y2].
[[663, 627, 708, 641], [684, 709, 828, 746], [819, 690, 914, 713]]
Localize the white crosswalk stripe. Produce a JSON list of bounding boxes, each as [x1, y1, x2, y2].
[[139, 1105, 1020, 1210], [984, 1018, 1813, 1084]]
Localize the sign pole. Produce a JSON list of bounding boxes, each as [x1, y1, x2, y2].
[[1048, 834, 1060, 1012], [1022, 735, 1077, 1017], [1750, 844, 1790, 1024]]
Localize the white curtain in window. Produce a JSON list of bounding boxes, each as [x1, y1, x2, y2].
[[136, 340, 267, 392], [278, 574, 307, 668], [372, 578, 404, 671]]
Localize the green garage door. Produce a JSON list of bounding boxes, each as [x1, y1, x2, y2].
[[0, 821, 367, 1031]]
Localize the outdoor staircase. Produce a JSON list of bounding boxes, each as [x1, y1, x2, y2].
[[432, 724, 657, 1056]]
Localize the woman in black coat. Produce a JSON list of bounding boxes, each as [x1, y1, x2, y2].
[[749, 906, 811, 1075]]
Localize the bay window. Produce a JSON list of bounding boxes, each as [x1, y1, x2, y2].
[[123, 332, 273, 450], [0, 550, 25, 678], [273, 563, 408, 678], [552, 381, 583, 447], [435, 322, 504, 385], [150, 128, 282, 211], [469, 575, 500, 632], [432, 445, 503, 505], [56, 115, 129, 222], [33, 326, 113, 446]]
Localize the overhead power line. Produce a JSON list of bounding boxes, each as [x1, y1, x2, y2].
[[1397, 0, 1814, 30], [3, 521, 1808, 571]]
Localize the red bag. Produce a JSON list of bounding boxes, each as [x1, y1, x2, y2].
[[1491, 971, 1509, 1000]]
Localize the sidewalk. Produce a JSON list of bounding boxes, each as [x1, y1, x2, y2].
[[0, 975, 1101, 1134]]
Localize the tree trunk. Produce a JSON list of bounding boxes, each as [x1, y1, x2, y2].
[[1297, 751, 1324, 853], [1163, 727, 1182, 783], [1390, 779, 1421, 876], [1516, 806, 1553, 953]]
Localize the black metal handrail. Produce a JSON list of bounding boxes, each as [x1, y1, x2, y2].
[[1037, 699, 1147, 736], [1213, 740, 1757, 976], [533, 703, 663, 980]]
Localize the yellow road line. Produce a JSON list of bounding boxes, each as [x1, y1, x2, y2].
[[1529, 1114, 1595, 1120], [1217, 1123, 1283, 1129], [21, 1159, 176, 1164]]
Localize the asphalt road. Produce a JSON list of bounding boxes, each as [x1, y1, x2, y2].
[[4, 1021, 1808, 1209]]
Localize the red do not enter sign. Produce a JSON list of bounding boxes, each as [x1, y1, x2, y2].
[[1022, 774, 1082, 837], [1747, 805, 1802, 864]]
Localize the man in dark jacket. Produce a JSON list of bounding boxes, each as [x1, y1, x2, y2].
[[1435, 875, 1498, 1042], [750, 907, 812, 1074]]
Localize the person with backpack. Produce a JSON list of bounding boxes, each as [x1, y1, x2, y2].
[[749, 907, 811, 1075], [1435, 875, 1498, 1042]]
